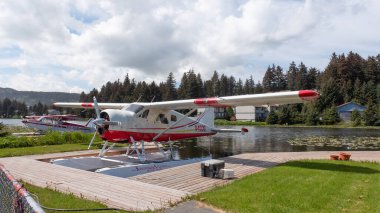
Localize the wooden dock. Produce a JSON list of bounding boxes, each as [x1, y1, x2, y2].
[[1, 150, 380, 211]]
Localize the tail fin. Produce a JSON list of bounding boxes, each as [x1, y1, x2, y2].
[[198, 107, 214, 128]]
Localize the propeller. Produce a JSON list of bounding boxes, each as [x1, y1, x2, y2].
[[88, 97, 101, 149], [87, 96, 120, 149]]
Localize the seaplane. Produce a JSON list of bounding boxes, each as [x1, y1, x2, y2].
[[22, 114, 95, 133], [54, 90, 320, 162]]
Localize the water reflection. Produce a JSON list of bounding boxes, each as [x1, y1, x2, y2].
[[1, 119, 379, 159], [172, 126, 380, 159]]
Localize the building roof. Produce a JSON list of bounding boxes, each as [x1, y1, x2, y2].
[[337, 102, 366, 112]]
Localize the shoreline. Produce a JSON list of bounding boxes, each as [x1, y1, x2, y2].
[[214, 119, 380, 129]]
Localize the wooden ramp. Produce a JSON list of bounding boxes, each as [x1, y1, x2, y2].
[[129, 151, 380, 194], [1, 151, 380, 211], [0, 156, 188, 211]]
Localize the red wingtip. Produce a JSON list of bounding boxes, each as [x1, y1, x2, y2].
[[298, 90, 320, 101]]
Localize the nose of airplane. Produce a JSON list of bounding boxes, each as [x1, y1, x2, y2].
[[298, 90, 320, 101]]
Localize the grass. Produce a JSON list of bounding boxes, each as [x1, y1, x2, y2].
[[23, 182, 130, 213], [0, 144, 94, 157], [195, 160, 380, 213]]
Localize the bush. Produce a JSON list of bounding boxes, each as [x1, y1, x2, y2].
[[266, 111, 278, 124], [0, 132, 97, 149], [0, 123, 10, 137], [322, 106, 340, 125], [351, 109, 361, 126]]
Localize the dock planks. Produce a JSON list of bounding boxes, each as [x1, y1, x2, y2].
[[1, 151, 380, 211]]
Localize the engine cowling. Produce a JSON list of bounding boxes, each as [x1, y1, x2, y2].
[[96, 109, 134, 140]]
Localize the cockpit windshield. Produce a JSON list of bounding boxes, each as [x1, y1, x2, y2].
[[125, 104, 144, 114]]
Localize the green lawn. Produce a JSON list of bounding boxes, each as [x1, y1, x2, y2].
[[23, 182, 130, 213], [196, 160, 380, 213], [0, 144, 93, 157]]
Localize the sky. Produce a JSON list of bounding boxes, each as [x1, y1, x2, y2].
[[0, 0, 379, 93]]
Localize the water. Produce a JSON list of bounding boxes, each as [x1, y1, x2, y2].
[[0, 119, 23, 126], [173, 126, 380, 159], [1, 119, 379, 159]]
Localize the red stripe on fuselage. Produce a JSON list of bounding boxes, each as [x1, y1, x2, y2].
[[102, 130, 215, 142]]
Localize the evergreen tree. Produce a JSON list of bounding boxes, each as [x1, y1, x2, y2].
[[306, 67, 318, 89], [266, 111, 278, 124], [211, 71, 221, 96], [296, 62, 308, 89], [244, 75, 255, 94], [351, 109, 361, 126], [322, 106, 340, 125], [235, 79, 244, 95], [163, 72, 178, 101], [263, 65, 275, 92], [304, 104, 320, 126], [255, 81, 263, 94], [287, 61, 298, 90], [363, 100, 378, 126], [277, 106, 291, 125]]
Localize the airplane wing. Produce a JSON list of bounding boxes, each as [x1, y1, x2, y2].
[[54, 90, 319, 110], [24, 114, 80, 120], [53, 102, 130, 110], [144, 90, 319, 109]]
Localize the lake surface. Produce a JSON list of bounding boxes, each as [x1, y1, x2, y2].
[[1, 119, 379, 159], [171, 126, 380, 159], [0, 119, 23, 126]]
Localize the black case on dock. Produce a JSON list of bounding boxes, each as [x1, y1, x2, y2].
[[201, 160, 225, 178]]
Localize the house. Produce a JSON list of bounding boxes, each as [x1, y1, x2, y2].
[[197, 107, 227, 119], [336, 102, 366, 121], [235, 105, 279, 122]]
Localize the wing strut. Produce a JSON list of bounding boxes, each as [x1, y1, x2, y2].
[[152, 108, 197, 141]]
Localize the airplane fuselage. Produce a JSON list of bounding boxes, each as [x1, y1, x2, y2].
[[98, 108, 216, 142]]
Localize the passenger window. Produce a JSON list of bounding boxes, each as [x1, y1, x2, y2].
[[157, 114, 168, 124], [171, 115, 177, 122]]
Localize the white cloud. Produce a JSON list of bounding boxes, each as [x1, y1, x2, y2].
[[0, 0, 379, 92]]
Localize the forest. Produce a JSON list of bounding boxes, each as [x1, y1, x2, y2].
[[1, 51, 379, 125], [79, 51, 379, 126]]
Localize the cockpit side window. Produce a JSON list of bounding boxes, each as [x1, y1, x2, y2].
[[141, 110, 149, 118], [125, 104, 144, 114], [171, 115, 177, 122]]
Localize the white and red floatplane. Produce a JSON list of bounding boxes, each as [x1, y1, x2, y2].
[[54, 90, 320, 160], [22, 114, 95, 133]]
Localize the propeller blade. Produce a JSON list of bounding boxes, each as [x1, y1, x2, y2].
[[88, 131, 97, 149], [93, 96, 101, 119]]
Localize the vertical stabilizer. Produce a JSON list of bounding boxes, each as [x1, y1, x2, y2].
[[198, 107, 214, 128]]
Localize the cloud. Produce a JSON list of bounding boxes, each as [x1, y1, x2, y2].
[[0, 0, 379, 92]]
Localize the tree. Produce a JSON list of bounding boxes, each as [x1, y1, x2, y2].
[[266, 111, 278, 124], [363, 100, 378, 126], [277, 106, 291, 125], [255, 81, 263, 94], [0, 122, 9, 137], [262, 65, 275, 92], [244, 75, 255, 94], [322, 106, 340, 125], [304, 104, 320, 126], [296, 62, 308, 90], [163, 72, 178, 101], [351, 109, 361, 126], [235, 79, 244, 95], [287, 61, 298, 90]]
